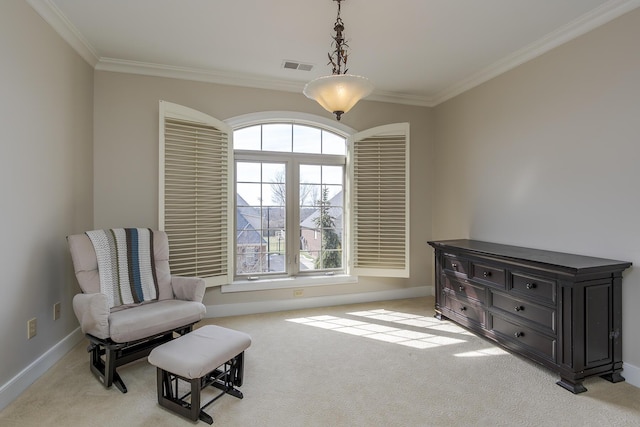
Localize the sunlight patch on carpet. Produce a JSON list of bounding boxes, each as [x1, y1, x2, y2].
[[348, 309, 476, 336], [287, 312, 467, 349], [454, 347, 508, 357]]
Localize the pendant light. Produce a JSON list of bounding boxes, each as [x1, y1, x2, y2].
[[303, 0, 373, 120]]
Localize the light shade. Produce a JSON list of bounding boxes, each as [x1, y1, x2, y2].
[[303, 74, 373, 120]]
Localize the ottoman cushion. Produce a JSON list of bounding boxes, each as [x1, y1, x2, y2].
[[148, 325, 251, 379]]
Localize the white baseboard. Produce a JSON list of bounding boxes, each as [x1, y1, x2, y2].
[[623, 362, 640, 389], [0, 327, 84, 412], [205, 285, 433, 318]]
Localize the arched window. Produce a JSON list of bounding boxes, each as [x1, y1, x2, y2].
[[233, 122, 347, 280], [160, 104, 410, 291]]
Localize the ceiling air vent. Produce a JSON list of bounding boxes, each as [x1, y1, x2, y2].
[[282, 60, 313, 71]]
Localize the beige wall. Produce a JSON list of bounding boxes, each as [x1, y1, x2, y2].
[[434, 9, 640, 369], [9, 0, 639, 404], [93, 71, 434, 309], [0, 1, 93, 390]]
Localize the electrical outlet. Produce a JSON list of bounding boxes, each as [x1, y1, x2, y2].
[[27, 318, 37, 339], [53, 302, 61, 321], [293, 289, 304, 297]]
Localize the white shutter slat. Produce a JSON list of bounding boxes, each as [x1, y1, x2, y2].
[[350, 123, 410, 278], [160, 101, 232, 286]]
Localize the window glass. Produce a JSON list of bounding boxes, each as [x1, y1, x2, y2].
[[236, 161, 286, 275], [234, 126, 261, 150], [299, 163, 344, 272], [293, 125, 321, 154], [234, 123, 346, 280], [322, 130, 346, 155], [262, 124, 292, 152]]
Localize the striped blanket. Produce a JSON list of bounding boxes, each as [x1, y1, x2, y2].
[[86, 228, 159, 308]]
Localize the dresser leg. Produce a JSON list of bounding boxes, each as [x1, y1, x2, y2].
[[434, 311, 448, 321], [601, 372, 625, 383], [556, 378, 587, 394]]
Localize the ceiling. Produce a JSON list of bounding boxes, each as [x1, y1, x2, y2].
[[28, 0, 640, 107]]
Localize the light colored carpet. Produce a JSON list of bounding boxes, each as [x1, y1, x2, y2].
[[1, 297, 640, 426]]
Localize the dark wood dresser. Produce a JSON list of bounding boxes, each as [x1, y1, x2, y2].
[[428, 239, 632, 393]]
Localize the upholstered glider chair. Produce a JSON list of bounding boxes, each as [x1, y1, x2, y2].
[[68, 228, 206, 393]]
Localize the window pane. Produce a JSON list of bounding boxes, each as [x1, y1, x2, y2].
[[322, 165, 343, 185], [262, 183, 282, 207], [236, 160, 287, 276], [299, 163, 344, 273], [301, 251, 319, 270], [236, 161, 261, 182], [300, 184, 321, 206], [323, 184, 342, 200], [236, 252, 262, 274], [300, 164, 321, 184], [262, 124, 292, 152], [234, 126, 261, 150], [236, 183, 261, 205], [322, 130, 346, 155], [293, 125, 321, 154], [262, 163, 285, 183]]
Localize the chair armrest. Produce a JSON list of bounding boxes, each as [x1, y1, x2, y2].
[[171, 276, 206, 303], [72, 293, 110, 339]]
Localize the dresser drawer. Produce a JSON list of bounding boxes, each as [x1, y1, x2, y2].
[[442, 293, 485, 326], [490, 314, 556, 362], [443, 254, 469, 276], [442, 275, 486, 304], [490, 291, 555, 333], [471, 262, 505, 288], [510, 273, 556, 305]]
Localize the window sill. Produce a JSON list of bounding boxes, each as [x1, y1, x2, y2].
[[221, 274, 358, 293]]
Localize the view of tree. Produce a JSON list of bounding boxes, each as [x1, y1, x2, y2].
[[313, 187, 341, 269], [270, 170, 318, 206]]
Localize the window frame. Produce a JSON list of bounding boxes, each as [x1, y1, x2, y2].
[[234, 149, 348, 280], [220, 112, 357, 292]]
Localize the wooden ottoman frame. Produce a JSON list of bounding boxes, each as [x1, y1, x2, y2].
[[148, 325, 251, 424]]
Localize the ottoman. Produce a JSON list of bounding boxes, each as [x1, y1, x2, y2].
[[148, 325, 252, 424]]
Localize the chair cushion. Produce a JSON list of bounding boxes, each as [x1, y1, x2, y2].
[[148, 325, 252, 379], [109, 299, 206, 343]]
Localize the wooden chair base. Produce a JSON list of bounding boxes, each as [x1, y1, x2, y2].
[[156, 352, 245, 424]]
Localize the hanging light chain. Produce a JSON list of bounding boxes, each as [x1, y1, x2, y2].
[[328, 0, 349, 75]]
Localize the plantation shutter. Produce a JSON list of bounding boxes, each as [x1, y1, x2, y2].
[[349, 123, 410, 278], [159, 101, 232, 287]]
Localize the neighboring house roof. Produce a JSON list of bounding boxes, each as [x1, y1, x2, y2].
[[300, 191, 343, 230], [236, 194, 265, 245]]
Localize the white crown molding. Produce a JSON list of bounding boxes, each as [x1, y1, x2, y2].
[[26, 0, 99, 67], [28, 0, 640, 108], [95, 57, 308, 93], [432, 0, 640, 105], [367, 90, 437, 108]]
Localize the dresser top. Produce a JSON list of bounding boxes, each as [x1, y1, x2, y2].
[[428, 239, 631, 274]]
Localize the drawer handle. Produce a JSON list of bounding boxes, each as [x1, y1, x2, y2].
[[460, 306, 467, 311], [526, 283, 536, 290], [514, 306, 524, 312], [483, 271, 492, 278], [458, 285, 465, 292], [514, 332, 524, 338], [451, 263, 458, 270]]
